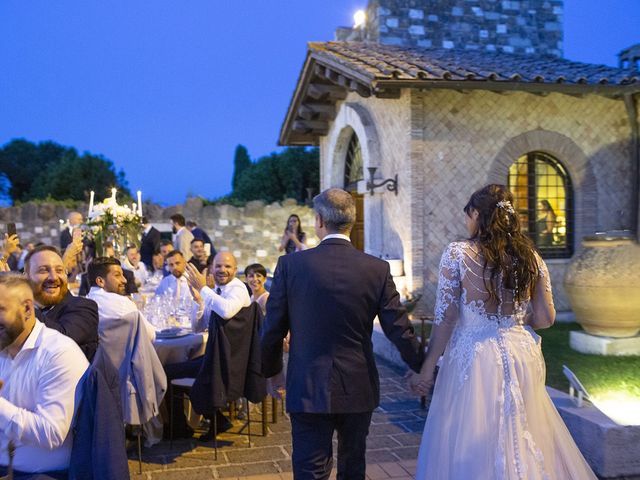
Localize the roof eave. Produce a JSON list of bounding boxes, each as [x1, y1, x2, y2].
[[375, 79, 640, 95]]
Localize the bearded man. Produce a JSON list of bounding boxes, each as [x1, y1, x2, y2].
[[0, 273, 88, 476], [24, 245, 99, 361]]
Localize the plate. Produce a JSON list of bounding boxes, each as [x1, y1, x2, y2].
[[155, 328, 191, 339]]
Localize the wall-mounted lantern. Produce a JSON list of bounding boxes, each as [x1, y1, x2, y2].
[[366, 167, 398, 196]]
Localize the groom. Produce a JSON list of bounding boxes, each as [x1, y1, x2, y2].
[[261, 188, 423, 480]]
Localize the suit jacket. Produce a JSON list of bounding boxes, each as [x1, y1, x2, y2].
[[139, 226, 161, 268], [37, 292, 99, 362], [98, 310, 167, 425], [191, 303, 266, 414], [261, 238, 423, 414], [60, 228, 73, 251], [69, 347, 129, 480], [191, 227, 214, 249]]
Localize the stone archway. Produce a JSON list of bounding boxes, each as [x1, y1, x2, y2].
[[325, 103, 382, 253]]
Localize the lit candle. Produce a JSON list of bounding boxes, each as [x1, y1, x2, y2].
[[111, 187, 117, 201], [88, 191, 95, 216], [137, 190, 143, 216], [132, 202, 137, 212]]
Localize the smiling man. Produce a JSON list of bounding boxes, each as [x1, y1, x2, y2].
[[165, 252, 251, 441], [86, 256, 156, 341], [24, 245, 99, 362], [0, 273, 88, 476]]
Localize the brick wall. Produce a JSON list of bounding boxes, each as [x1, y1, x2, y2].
[[320, 88, 634, 313]]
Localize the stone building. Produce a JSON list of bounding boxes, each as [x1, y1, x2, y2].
[[336, 0, 563, 57], [279, 41, 640, 312]]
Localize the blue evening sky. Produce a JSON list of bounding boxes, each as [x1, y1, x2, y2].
[[1, 1, 638, 205]]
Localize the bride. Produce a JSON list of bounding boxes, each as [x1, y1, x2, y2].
[[412, 184, 596, 479]]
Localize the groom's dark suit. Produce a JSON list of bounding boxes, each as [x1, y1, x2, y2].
[[261, 237, 423, 479]]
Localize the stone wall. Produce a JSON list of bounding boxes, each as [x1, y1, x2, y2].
[[337, 0, 564, 57], [0, 199, 316, 273]]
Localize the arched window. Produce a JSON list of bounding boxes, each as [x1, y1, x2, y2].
[[508, 152, 574, 258], [343, 133, 363, 191]]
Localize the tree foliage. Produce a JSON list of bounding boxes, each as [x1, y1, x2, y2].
[[232, 147, 319, 204], [231, 144, 251, 191], [0, 138, 129, 203]]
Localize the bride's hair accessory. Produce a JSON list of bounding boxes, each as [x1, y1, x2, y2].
[[496, 200, 515, 214]]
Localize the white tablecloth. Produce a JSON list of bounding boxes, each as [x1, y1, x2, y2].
[[153, 332, 207, 365]]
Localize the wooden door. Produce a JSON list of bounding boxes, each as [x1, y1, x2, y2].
[[350, 192, 365, 251]]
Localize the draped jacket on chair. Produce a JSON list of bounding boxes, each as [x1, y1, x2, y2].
[[98, 310, 167, 425], [190, 302, 266, 414]]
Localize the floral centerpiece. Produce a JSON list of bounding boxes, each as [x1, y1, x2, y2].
[[86, 188, 143, 257]]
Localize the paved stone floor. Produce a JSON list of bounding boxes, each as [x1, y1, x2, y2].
[[128, 357, 425, 479]]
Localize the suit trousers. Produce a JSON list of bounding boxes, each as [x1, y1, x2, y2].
[[289, 411, 373, 480]]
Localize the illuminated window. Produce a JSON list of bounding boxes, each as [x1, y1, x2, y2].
[[508, 152, 573, 258], [344, 133, 363, 191]]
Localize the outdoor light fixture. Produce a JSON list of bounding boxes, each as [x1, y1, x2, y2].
[[563, 365, 590, 407], [354, 10, 366, 28], [366, 166, 398, 196]]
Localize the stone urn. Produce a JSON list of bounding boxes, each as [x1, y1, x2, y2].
[[564, 231, 640, 337]]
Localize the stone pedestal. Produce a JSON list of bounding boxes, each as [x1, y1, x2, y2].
[[570, 330, 640, 356], [548, 387, 640, 478]]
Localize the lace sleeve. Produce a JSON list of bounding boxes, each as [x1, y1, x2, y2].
[[434, 243, 462, 325], [536, 253, 552, 295], [528, 253, 555, 329]]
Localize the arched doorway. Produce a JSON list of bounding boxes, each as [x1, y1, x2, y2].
[[343, 132, 365, 251]]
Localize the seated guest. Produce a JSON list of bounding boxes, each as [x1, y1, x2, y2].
[[122, 245, 149, 288], [186, 220, 216, 256], [170, 214, 194, 261], [145, 249, 165, 290], [188, 238, 209, 273], [0, 273, 89, 476], [245, 263, 269, 315], [140, 217, 161, 270], [177, 252, 251, 441], [24, 245, 99, 362], [78, 241, 138, 296], [156, 251, 204, 325], [17, 242, 34, 272], [86, 256, 156, 341], [159, 239, 174, 277]]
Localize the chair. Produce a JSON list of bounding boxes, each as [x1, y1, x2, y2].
[[169, 378, 265, 459], [169, 303, 267, 453], [97, 310, 167, 474]]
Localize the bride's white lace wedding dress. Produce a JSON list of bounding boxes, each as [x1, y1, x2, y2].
[[415, 241, 596, 479]]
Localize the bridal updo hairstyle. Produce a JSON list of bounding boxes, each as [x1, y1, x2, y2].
[[464, 184, 540, 304]]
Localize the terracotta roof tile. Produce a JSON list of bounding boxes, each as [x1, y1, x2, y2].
[[310, 42, 640, 86]]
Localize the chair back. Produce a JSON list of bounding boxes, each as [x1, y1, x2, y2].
[[191, 302, 266, 414], [69, 347, 130, 480], [98, 310, 166, 425]]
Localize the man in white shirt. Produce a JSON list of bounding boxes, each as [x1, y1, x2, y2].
[[122, 245, 149, 288], [170, 214, 194, 261], [0, 273, 88, 476], [165, 251, 250, 441], [86, 256, 156, 341], [155, 251, 204, 328]]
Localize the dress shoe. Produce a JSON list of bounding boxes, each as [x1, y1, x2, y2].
[[198, 417, 232, 442]]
